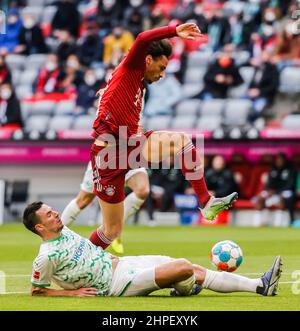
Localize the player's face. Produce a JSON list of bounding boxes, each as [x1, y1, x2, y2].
[[144, 55, 168, 84], [35, 204, 64, 235]]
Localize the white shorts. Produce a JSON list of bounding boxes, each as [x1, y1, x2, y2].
[[108, 255, 175, 297], [80, 162, 148, 194]]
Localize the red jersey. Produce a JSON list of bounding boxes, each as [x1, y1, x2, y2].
[[92, 25, 177, 139]]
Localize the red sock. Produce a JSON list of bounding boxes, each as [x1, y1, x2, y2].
[[176, 142, 211, 208], [89, 229, 112, 249]]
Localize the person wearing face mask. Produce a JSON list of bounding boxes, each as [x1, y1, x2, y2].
[[75, 69, 102, 115], [77, 20, 104, 67], [55, 29, 78, 65], [58, 54, 84, 93], [96, 0, 123, 37], [0, 83, 23, 130], [123, 0, 150, 37], [0, 9, 23, 54], [198, 52, 244, 99], [34, 54, 62, 96], [15, 12, 48, 55], [103, 26, 134, 67]]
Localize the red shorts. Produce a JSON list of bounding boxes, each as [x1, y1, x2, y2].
[[91, 124, 153, 203]]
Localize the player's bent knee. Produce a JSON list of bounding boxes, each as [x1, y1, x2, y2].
[[134, 186, 150, 200]]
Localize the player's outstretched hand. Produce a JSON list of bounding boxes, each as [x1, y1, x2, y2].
[[176, 23, 202, 40], [73, 288, 98, 297]]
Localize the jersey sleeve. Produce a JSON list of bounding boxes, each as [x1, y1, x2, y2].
[[123, 25, 177, 69], [31, 253, 54, 287]]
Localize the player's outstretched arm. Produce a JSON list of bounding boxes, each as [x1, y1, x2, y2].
[[30, 285, 98, 297], [176, 23, 202, 40]]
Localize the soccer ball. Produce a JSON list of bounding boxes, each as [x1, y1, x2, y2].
[[210, 240, 243, 272]]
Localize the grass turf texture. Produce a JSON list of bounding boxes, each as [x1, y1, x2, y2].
[[0, 224, 300, 311]]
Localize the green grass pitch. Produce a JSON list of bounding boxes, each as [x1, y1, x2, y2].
[[0, 224, 300, 311]]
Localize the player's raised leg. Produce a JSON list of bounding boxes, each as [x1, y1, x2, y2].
[[142, 131, 238, 221], [89, 199, 124, 249], [111, 169, 150, 255]]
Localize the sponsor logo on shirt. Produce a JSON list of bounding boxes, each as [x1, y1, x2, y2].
[[71, 238, 86, 263]]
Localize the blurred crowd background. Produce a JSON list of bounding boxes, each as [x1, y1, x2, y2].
[[1, 0, 300, 226]]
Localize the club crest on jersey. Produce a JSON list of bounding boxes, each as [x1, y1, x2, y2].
[[33, 271, 40, 280], [105, 185, 116, 196]]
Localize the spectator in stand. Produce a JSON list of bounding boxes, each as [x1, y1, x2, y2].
[[144, 73, 182, 117], [170, 0, 196, 23], [248, 23, 278, 62], [0, 83, 23, 130], [205, 155, 238, 198], [0, 55, 12, 85], [247, 50, 279, 123], [198, 51, 244, 99], [55, 29, 78, 65], [58, 54, 84, 93], [77, 20, 104, 67], [75, 68, 101, 115], [103, 25, 134, 67], [96, 0, 124, 37], [123, 0, 150, 38], [51, 0, 80, 38], [34, 53, 62, 96], [147, 6, 169, 29], [15, 11, 48, 55], [254, 153, 297, 226], [0, 8, 23, 54], [205, 7, 231, 51], [271, 20, 300, 71]]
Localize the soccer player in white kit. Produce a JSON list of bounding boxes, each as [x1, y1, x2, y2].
[[61, 162, 149, 254], [24, 202, 282, 298]]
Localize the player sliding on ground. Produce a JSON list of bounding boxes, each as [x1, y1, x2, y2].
[[24, 202, 282, 297], [61, 163, 150, 255], [89, 22, 238, 250]]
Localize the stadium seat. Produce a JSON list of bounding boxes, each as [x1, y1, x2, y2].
[[181, 83, 203, 99], [200, 99, 224, 117], [187, 51, 213, 68], [279, 67, 300, 94], [239, 66, 255, 84], [233, 50, 250, 67], [18, 69, 39, 86], [15, 85, 33, 99], [26, 54, 48, 70], [282, 115, 300, 129], [25, 115, 50, 132], [72, 115, 95, 130], [27, 0, 46, 7], [5, 54, 26, 71], [196, 116, 222, 131], [175, 99, 202, 116], [11, 69, 21, 86], [170, 115, 197, 129], [54, 101, 76, 115], [184, 68, 206, 85], [228, 83, 249, 98], [20, 102, 31, 121], [224, 99, 252, 126], [41, 6, 57, 24], [48, 115, 74, 131], [31, 100, 56, 116], [144, 115, 171, 131], [223, 0, 245, 16]]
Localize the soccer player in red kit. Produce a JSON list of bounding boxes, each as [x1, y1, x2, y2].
[[89, 23, 238, 249]]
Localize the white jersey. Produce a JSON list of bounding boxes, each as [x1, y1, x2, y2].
[[31, 227, 113, 295]]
